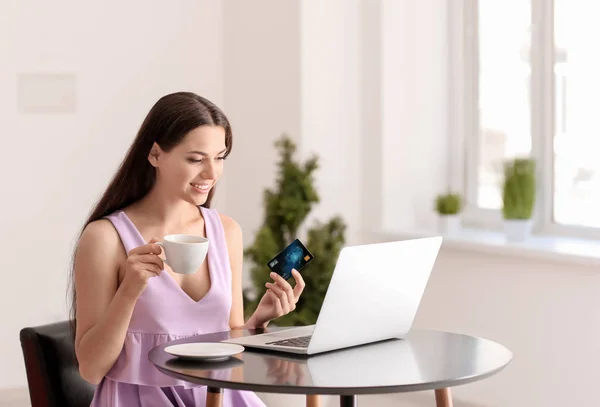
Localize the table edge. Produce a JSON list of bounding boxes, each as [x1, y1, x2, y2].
[[154, 358, 512, 395]]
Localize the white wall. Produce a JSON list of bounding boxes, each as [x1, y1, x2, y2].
[[300, 0, 362, 245], [364, 234, 600, 407], [0, 0, 224, 389], [221, 0, 301, 252], [359, 0, 384, 234], [223, 0, 364, 266], [381, 0, 449, 232]]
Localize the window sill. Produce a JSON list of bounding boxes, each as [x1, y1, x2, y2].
[[375, 226, 600, 268]]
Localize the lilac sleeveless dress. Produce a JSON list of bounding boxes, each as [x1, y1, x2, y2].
[[90, 206, 265, 407]]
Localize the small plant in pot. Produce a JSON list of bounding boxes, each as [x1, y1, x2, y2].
[[502, 157, 536, 241], [435, 192, 463, 234]]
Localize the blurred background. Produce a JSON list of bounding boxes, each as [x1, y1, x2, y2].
[[2, 0, 600, 406]]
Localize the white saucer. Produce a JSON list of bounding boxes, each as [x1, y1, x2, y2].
[[164, 343, 245, 362]]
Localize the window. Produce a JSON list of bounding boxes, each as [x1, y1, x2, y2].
[[463, 0, 600, 235], [474, 1, 532, 210], [553, 0, 600, 228]]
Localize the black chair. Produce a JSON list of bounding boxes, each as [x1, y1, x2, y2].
[[20, 320, 95, 407]]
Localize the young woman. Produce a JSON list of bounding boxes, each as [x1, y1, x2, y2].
[[71, 92, 305, 406]]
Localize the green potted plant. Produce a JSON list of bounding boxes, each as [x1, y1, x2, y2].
[[502, 157, 536, 241], [435, 192, 463, 234], [243, 134, 347, 326]]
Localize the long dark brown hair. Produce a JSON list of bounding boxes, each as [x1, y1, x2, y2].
[[68, 92, 233, 333]]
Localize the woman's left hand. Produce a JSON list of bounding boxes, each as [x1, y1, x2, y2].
[[251, 269, 305, 328]]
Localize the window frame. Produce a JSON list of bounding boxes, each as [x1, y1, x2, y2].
[[453, 0, 600, 240]]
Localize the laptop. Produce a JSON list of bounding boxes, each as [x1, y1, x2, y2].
[[222, 236, 442, 355]]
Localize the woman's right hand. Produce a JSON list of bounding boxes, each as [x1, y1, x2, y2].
[[119, 237, 164, 300]]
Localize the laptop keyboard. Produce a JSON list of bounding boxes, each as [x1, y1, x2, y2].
[[265, 335, 312, 348]]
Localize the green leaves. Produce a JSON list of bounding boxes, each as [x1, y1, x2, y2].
[[244, 225, 278, 304], [243, 134, 347, 326], [263, 134, 320, 246], [274, 216, 346, 326], [435, 193, 463, 215], [502, 158, 536, 220]]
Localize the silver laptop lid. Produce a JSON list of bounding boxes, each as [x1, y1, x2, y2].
[[307, 236, 442, 355]]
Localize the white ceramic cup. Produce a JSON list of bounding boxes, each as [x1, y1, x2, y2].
[[156, 234, 209, 275]]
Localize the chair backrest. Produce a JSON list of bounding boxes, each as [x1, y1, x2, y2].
[[20, 320, 95, 407]]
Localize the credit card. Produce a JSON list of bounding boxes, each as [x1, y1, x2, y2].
[[266, 238, 314, 280]]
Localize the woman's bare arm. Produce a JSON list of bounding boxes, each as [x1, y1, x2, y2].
[[222, 214, 246, 329], [73, 220, 138, 384]]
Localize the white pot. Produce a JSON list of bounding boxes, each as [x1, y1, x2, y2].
[[438, 214, 461, 235], [503, 219, 533, 241]]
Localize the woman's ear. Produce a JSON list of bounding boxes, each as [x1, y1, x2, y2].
[[148, 142, 161, 167]]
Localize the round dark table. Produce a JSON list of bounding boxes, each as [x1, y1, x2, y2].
[[149, 327, 512, 407]]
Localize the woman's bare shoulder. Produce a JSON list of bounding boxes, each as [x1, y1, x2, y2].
[[218, 212, 242, 238], [76, 219, 125, 268], [79, 219, 119, 244]]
